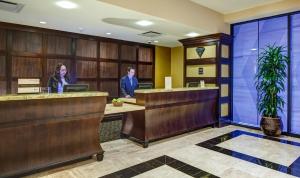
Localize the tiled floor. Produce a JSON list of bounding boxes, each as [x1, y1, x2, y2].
[[25, 125, 300, 178]]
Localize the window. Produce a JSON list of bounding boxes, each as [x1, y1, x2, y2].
[[233, 16, 289, 131], [291, 13, 300, 134], [258, 16, 288, 131], [233, 22, 259, 126]]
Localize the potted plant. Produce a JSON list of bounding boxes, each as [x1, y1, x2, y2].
[[112, 98, 124, 107], [255, 45, 289, 137]]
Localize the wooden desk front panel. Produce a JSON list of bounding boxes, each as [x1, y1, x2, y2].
[[123, 89, 218, 144], [135, 89, 218, 108], [0, 96, 106, 178], [144, 99, 217, 141]]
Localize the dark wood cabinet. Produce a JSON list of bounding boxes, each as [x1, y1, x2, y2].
[[138, 47, 153, 62], [76, 39, 97, 58], [100, 42, 118, 60], [46, 35, 72, 56], [99, 62, 118, 79], [12, 31, 42, 53], [12, 57, 42, 78], [121, 44, 136, 61], [180, 33, 232, 125], [0, 81, 6, 95], [100, 80, 119, 97], [138, 64, 153, 79], [76, 60, 97, 79], [0, 29, 6, 50], [0, 56, 5, 77], [0, 22, 155, 96]]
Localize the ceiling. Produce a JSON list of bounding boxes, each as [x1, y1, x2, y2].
[[0, 0, 292, 47], [0, 0, 211, 47], [190, 0, 284, 14]]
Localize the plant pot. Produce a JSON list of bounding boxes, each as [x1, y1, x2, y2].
[[260, 117, 282, 137], [112, 101, 123, 107]]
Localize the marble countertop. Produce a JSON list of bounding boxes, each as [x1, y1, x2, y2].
[[118, 97, 137, 104], [134, 87, 219, 94], [0, 91, 108, 101], [104, 103, 145, 115]]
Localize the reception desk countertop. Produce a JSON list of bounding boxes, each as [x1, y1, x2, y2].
[[104, 103, 145, 115], [0, 91, 108, 101], [118, 98, 137, 104], [134, 87, 219, 94]]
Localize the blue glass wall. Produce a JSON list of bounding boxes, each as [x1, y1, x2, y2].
[[233, 22, 258, 126], [291, 14, 300, 134], [233, 15, 291, 131], [258, 16, 288, 131]]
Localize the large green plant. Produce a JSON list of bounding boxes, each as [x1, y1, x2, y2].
[[255, 45, 289, 118]]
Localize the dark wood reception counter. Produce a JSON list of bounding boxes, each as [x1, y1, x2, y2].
[[121, 87, 219, 147], [0, 92, 108, 178]]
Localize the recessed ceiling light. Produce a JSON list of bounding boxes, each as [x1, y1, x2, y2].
[[39, 21, 47, 24], [78, 27, 84, 32], [154, 40, 159, 43], [55, 1, 78, 9], [135, 20, 153, 27], [185, 32, 200, 37], [251, 48, 257, 51], [106, 32, 111, 35]]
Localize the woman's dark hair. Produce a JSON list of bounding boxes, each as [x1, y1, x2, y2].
[[53, 63, 69, 83]]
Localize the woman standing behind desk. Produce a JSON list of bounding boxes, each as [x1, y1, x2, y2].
[[48, 63, 71, 93]]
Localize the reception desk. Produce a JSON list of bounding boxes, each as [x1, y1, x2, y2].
[[121, 87, 219, 147], [0, 92, 107, 178]]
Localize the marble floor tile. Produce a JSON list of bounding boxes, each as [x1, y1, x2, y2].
[[24, 125, 300, 178], [217, 135, 300, 166], [133, 165, 193, 178]]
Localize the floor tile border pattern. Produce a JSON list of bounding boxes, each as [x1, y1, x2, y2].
[[99, 155, 219, 178], [196, 130, 300, 177]]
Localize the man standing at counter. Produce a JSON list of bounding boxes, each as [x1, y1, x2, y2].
[[120, 67, 139, 98]]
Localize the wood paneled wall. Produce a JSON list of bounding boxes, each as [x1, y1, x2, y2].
[[0, 22, 155, 98]]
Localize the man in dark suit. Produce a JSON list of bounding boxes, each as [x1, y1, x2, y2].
[[120, 67, 139, 98]]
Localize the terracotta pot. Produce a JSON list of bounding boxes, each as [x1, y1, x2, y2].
[[260, 117, 282, 137]]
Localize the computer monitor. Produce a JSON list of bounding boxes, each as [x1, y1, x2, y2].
[[187, 82, 199, 88], [63, 84, 89, 92], [138, 82, 153, 89]]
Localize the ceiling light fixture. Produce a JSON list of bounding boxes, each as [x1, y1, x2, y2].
[[39, 21, 47, 24], [251, 48, 257, 51], [106, 32, 112, 35], [154, 40, 159, 43], [185, 32, 200, 37], [135, 20, 153, 27], [78, 27, 84, 32], [55, 1, 78, 9]]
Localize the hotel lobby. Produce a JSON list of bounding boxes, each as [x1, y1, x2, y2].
[[1, 0, 300, 178]]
